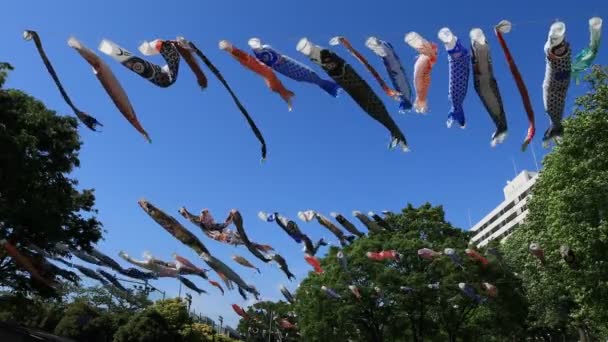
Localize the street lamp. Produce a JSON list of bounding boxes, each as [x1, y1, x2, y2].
[[185, 293, 192, 313]]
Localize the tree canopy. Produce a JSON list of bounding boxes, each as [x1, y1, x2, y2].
[[503, 66, 608, 340], [0, 63, 102, 294], [238, 203, 527, 341]]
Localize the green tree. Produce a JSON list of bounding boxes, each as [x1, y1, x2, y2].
[[113, 309, 178, 342], [54, 300, 114, 342], [294, 203, 526, 341], [503, 66, 608, 341], [237, 300, 298, 342], [152, 298, 192, 334], [0, 63, 102, 294]]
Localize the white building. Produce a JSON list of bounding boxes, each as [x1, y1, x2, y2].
[[469, 170, 539, 247]]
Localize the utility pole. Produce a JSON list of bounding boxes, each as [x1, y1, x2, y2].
[[268, 310, 273, 342], [218, 315, 224, 336]]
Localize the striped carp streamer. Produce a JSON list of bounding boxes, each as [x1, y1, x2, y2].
[[185, 39, 267, 160], [118, 251, 178, 277], [118, 267, 157, 280], [231, 210, 273, 263], [73, 264, 108, 284], [68, 37, 150, 142], [1, 240, 57, 288], [542, 21, 572, 145], [352, 211, 384, 234], [572, 17, 603, 83], [298, 38, 409, 151], [178, 207, 242, 246], [349, 285, 362, 300], [99, 38, 179, 88], [280, 284, 295, 303], [220, 40, 294, 110], [367, 250, 400, 261], [232, 255, 260, 274], [248, 38, 340, 97], [368, 211, 391, 230], [38, 261, 80, 285], [173, 254, 209, 280], [438, 28, 470, 128], [366, 37, 414, 112], [560, 245, 576, 268], [23, 30, 102, 131], [329, 36, 401, 99], [444, 248, 464, 269], [321, 285, 342, 299], [138, 199, 210, 256], [465, 248, 489, 266], [330, 212, 364, 238], [458, 283, 484, 304], [299, 210, 352, 246], [89, 248, 124, 272], [178, 276, 207, 295], [417, 248, 442, 260], [259, 212, 325, 255], [494, 20, 536, 150], [278, 319, 297, 330], [470, 29, 508, 146], [529, 243, 546, 264], [56, 244, 104, 266], [481, 282, 498, 297], [200, 252, 260, 299], [404, 32, 438, 114], [174, 37, 207, 89], [400, 286, 414, 294], [98, 269, 128, 292]]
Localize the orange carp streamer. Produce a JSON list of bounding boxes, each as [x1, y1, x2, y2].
[[220, 40, 294, 110]]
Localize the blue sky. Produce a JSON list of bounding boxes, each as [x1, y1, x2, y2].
[[3, 0, 605, 328]]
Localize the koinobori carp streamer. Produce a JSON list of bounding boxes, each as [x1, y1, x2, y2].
[[231, 210, 273, 263], [98, 269, 128, 292], [297, 38, 409, 151], [178, 276, 207, 295], [89, 247, 124, 272], [220, 40, 294, 110], [24, 30, 102, 131], [1, 240, 57, 288], [470, 29, 508, 146], [174, 38, 208, 89], [272, 254, 296, 281], [68, 37, 150, 142], [330, 212, 365, 237], [138, 199, 211, 256], [185, 39, 267, 160], [494, 20, 536, 150], [438, 28, 470, 128], [404, 32, 438, 114], [232, 255, 260, 274], [352, 211, 384, 234], [542, 21, 572, 145], [200, 252, 260, 298], [329, 35, 401, 99], [572, 17, 603, 83], [249, 38, 340, 97], [99, 38, 180, 88], [366, 37, 414, 112]]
